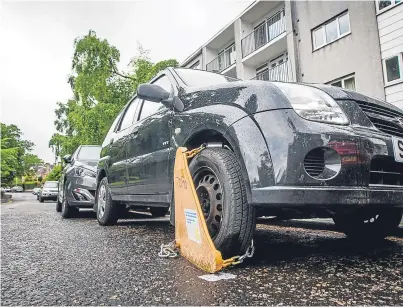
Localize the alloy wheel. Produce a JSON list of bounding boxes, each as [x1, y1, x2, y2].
[[98, 184, 106, 219], [194, 167, 224, 239]]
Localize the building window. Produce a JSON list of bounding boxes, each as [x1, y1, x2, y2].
[[190, 61, 200, 69], [312, 11, 351, 50], [377, 0, 401, 12], [383, 54, 403, 84], [329, 74, 356, 91]]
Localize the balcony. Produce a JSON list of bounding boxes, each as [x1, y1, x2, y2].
[[241, 9, 286, 59], [206, 44, 236, 73], [252, 60, 292, 82]]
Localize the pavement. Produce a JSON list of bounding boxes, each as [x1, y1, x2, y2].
[[1, 192, 403, 306]]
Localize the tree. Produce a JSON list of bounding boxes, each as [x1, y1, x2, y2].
[[46, 165, 63, 181], [1, 123, 42, 185], [50, 30, 179, 162]]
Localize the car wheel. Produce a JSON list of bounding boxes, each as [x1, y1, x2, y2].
[[96, 177, 119, 226], [189, 148, 255, 258], [61, 184, 77, 218], [39, 197, 44, 203], [150, 207, 169, 217], [56, 198, 62, 212], [333, 208, 402, 242]]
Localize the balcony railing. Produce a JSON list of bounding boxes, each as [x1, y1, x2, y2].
[[206, 44, 236, 73], [241, 9, 286, 58], [252, 60, 292, 82]]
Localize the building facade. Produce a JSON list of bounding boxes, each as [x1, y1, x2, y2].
[[376, 0, 403, 105], [180, 0, 403, 107]]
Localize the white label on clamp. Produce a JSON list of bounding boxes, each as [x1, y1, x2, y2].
[[184, 209, 201, 244]]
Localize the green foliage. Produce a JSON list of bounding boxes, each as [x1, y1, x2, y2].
[[1, 123, 42, 185], [50, 30, 178, 162], [46, 165, 63, 181]]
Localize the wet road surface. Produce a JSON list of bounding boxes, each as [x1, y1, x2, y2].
[[2, 193, 403, 305]]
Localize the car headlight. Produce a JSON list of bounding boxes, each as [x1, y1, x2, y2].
[[75, 167, 96, 178], [276, 83, 349, 125]]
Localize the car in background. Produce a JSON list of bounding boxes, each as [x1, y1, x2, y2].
[[57, 145, 101, 218], [32, 188, 41, 195], [96, 68, 403, 257], [11, 186, 23, 192], [4, 187, 11, 192], [37, 181, 58, 202]]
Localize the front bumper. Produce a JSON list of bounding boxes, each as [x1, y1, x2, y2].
[[66, 176, 96, 207], [250, 109, 403, 209], [40, 193, 58, 199], [252, 186, 403, 208]]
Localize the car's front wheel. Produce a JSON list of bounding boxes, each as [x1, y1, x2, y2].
[[61, 184, 77, 218], [56, 198, 62, 212], [96, 177, 119, 226], [39, 197, 44, 203], [333, 208, 402, 242], [189, 148, 255, 258]]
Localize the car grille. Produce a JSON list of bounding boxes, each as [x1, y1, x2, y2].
[[355, 100, 403, 137], [370, 156, 403, 186]]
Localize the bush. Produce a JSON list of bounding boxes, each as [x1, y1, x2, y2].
[[46, 165, 63, 181]]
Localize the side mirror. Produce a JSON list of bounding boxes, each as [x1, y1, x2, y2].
[[137, 84, 170, 102], [63, 154, 72, 164]]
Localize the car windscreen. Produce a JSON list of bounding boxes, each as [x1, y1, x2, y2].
[[77, 146, 102, 160], [43, 182, 58, 188], [174, 68, 238, 87]]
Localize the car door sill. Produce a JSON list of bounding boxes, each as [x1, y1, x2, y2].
[[112, 193, 170, 204]]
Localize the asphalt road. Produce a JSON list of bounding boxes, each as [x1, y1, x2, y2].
[[2, 193, 403, 306]]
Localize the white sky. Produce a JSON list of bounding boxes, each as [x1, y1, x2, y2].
[[0, 0, 253, 163]]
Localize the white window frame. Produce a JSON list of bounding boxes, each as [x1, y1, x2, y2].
[[328, 74, 356, 90], [376, 0, 402, 14], [312, 12, 351, 51], [383, 53, 403, 86]]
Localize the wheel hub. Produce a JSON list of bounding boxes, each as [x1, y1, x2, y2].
[[195, 169, 223, 239], [98, 185, 106, 219]]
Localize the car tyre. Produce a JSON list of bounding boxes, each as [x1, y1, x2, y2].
[[150, 207, 169, 217], [96, 177, 119, 226], [56, 198, 62, 212], [61, 184, 77, 218], [189, 148, 255, 258], [39, 197, 44, 203], [333, 208, 402, 242]]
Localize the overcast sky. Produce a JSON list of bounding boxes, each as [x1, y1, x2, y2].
[[0, 0, 253, 163]]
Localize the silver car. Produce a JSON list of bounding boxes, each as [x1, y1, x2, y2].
[[38, 181, 58, 202]]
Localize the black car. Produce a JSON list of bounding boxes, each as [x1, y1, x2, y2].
[[95, 68, 403, 257], [57, 145, 101, 218]]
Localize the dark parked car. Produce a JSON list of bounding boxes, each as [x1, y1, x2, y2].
[[95, 68, 403, 257], [57, 145, 101, 218], [38, 181, 58, 202]]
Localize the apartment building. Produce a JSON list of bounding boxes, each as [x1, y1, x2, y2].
[[376, 0, 403, 105], [180, 0, 403, 107]]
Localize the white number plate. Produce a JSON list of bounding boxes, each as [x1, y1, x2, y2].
[[392, 137, 403, 163]]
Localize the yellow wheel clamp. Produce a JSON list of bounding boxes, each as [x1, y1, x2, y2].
[[166, 145, 254, 273]]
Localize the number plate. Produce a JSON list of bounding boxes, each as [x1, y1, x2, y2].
[[392, 137, 403, 163]]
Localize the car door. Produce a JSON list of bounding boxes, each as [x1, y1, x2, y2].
[[108, 98, 140, 195], [126, 75, 173, 196]]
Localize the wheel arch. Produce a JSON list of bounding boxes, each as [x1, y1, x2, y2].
[[183, 128, 253, 204]]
